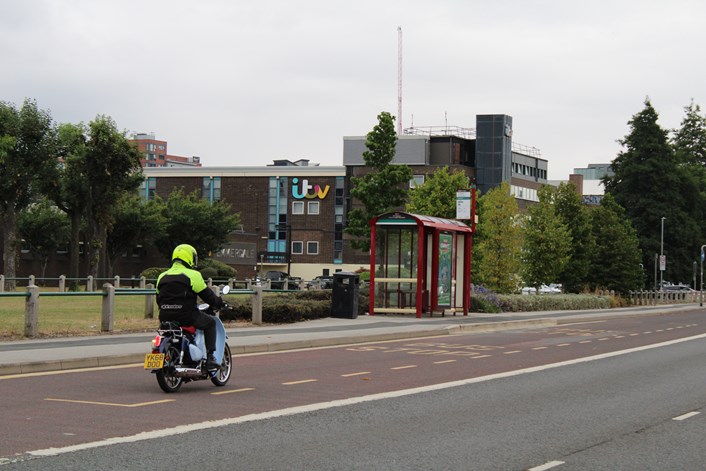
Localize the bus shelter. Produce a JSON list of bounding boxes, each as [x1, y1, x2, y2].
[[369, 212, 475, 318]]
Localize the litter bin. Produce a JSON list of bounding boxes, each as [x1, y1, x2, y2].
[[331, 272, 359, 319]]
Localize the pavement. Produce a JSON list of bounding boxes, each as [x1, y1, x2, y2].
[[0, 303, 702, 377]]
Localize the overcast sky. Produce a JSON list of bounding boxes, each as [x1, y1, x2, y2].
[[2, 0, 705, 179]]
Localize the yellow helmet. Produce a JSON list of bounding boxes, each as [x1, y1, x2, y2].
[[172, 244, 198, 269]]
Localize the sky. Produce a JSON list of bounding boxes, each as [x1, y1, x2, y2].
[[2, 0, 706, 180]]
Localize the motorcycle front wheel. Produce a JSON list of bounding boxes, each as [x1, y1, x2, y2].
[[156, 345, 183, 393], [210, 343, 232, 387]]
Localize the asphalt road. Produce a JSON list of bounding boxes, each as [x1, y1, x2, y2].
[[1, 311, 705, 470]]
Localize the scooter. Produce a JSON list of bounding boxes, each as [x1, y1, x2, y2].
[[145, 286, 233, 393]]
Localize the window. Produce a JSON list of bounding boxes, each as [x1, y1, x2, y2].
[[308, 201, 319, 215], [292, 201, 304, 215], [307, 241, 319, 255], [409, 175, 425, 188], [292, 241, 304, 255]]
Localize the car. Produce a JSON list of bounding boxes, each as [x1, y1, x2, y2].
[[661, 284, 695, 293], [306, 275, 333, 290], [263, 271, 302, 290], [521, 284, 562, 295]]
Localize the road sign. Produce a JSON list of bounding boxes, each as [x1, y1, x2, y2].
[[659, 255, 666, 271]]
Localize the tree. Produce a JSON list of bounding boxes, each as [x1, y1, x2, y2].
[[553, 182, 595, 293], [82, 116, 144, 279], [473, 182, 522, 293], [672, 99, 706, 165], [18, 199, 70, 281], [405, 166, 471, 218], [520, 185, 572, 290], [154, 188, 241, 264], [0, 99, 55, 290], [346, 112, 412, 252], [588, 194, 644, 293], [106, 194, 167, 275], [604, 99, 704, 284], [44, 122, 90, 289]]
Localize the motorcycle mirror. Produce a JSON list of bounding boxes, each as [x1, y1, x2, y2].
[[221, 285, 230, 295]]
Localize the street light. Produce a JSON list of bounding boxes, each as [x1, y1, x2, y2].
[[700, 245, 705, 307], [660, 217, 666, 290]]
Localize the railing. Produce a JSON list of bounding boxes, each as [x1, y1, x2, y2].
[[0, 282, 268, 338], [628, 290, 698, 305]]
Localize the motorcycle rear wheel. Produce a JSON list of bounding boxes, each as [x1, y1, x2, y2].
[[210, 343, 232, 387], [156, 345, 183, 393]]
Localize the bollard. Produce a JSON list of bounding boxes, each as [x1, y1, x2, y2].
[[59, 275, 66, 292], [144, 283, 155, 319], [25, 285, 40, 338], [101, 283, 115, 332], [252, 285, 263, 325]]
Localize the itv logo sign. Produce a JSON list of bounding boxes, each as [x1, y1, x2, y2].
[[291, 178, 330, 200]]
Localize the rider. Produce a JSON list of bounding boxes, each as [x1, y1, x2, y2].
[[156, 244, 224, 370]]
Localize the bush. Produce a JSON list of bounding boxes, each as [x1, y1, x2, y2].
[[199, 258, 237, 279], [495, 294, 611, 312], [140, 267, 168, 282], [220, 292, 332, 323]]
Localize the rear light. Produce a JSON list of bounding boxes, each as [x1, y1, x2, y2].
[[152, 335, 162, 348]]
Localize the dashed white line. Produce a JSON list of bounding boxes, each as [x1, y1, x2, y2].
[[528, 460, 565, 471], [532, 346, 548, 350], [504, 350, 522, 355], [579, 340, 592, 344], [433, 360, 457, 365], [391, 365, 417, 370], [282, 379, 318, 385], [673, 411, 700, 421], [556, 343, 570, 347], [341, 372, 371, 377]]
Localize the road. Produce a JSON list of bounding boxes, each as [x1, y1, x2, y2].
[[1, 311, 705, 469]]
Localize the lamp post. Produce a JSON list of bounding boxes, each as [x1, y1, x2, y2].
[[660, 217, 666, 290], [699, 245, 706, 306]]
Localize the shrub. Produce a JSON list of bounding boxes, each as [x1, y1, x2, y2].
[[220, 292, 331, 323], [495, 294, 611, 312], [199, 258, 237, 278], [140, 267, 168, 282]]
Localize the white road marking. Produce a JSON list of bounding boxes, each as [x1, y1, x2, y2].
[[673, 411, 700, 421], [26, 333, 706, 459], [282, 379, 318, 385], [528, 460, 565, 471], [391, 365, 417, 370], [556, 344, 570, 347], [504, 350, 522, 355], [341, 371, 371, 377], [433, 360, 456, 365], [579, 340, 592, 344], [211, 388, 255, 396], [532, 347, 548, 350]]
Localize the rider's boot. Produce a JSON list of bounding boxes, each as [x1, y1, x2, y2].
[[206, 351, 219, 370]]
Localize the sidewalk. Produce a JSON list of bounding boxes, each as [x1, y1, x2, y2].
[[0, 304, 701, 376]]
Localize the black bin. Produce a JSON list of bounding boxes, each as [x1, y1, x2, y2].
[[331, 272, 360, 319]]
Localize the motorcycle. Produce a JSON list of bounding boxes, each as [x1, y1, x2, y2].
[[145, 286, 233, 393]]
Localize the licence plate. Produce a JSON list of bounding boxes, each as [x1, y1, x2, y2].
[[144, 353, 165, 369]]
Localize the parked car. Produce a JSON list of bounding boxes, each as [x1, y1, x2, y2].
[[521, 284, 562, 295], [264, 271, 302, 290], [306, 275, 334, 290], [661, 284, 695, 293]]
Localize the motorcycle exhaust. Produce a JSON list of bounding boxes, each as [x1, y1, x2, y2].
[[174, 367, 205, 378]]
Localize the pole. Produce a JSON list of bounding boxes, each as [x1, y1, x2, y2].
[[660, 217, 665, 290], [654, 253, 658, 292], [699, 244, 706, 306]]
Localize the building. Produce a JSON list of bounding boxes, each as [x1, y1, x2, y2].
[[130, 133, 202, 168], [12, 113, 548, 280]]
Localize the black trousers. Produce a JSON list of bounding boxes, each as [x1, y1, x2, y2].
[[193, 311, 216, 353]]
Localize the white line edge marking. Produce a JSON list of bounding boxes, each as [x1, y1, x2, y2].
[[26, 333, 706, 458], [529, 460, 565, 471], [673, 411, 700, 421]]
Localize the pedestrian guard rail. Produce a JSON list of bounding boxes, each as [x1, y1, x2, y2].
[[628, 289, 698, 305]]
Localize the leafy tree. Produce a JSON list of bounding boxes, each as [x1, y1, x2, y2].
[[82, 116, 144, 279], [588, 194, 644, 293], [604, 99, 704, 284], [106, 194, 167, 275], [406, 166, 471, 218], [0, 99, 55, 290], [18, 199, 70, 281], [154, 188, 241, 264], [554, 182, 595, 293], [672, 99, 706, 165], [473, 182, 522, 293], [346, 111, 412, 252], [520, 185, 572, 290], [44, 122, 90, 289]]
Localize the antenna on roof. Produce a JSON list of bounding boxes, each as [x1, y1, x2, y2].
[[397, 26, 403, 135]]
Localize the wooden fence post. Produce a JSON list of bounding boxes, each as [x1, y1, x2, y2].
[[252, 285, 263, 325], [59, 275, 66, 292], [144, 283, 155, 319], [101, 283, 115, 332], [24, 285, 40, 338]]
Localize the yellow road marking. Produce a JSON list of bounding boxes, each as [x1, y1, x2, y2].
[[433, 360, 457, 364], [45, 398, 174, 408], [391, 365, 417, 370], [211, 388, 256, 396], [341, 371, 371, 377], [282, 379, 318, 385]]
